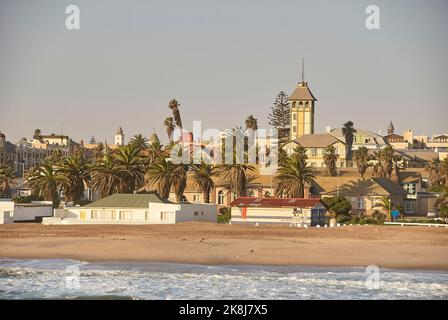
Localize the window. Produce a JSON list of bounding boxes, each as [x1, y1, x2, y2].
[[292, 113, 297, 121], [193, 194, 198, 202], [293, 125, 297, 133], [264, 191, 271, 198], [194, 211, 199, 216], [119, 211, 132, 220], [357, 198, 365, 210], [218, 191, 224, 205], [405, 202, 414, 213], [145, 211, 150, 220]]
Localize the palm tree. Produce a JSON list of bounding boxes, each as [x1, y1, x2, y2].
[[171, 164, 189, 202], [293, 146, 308, 166], [145, 158, 174, 200], [93, 142, 105, 161], [190, 162, 217, 203], [114, 144, 146, 193], [164, 117, 175, 143], [353, 146, 370, 178], [441, 158, 448, 186], [90, 153, 124, 198], [129, 134, 149, 151], [323, 145, 338, 176], [58, 153, 90, 204], [426, 157, 441, 186], [245, 115, 258, 131], [147, 140, 166, 164], [373, 196, 393, 222], [275, 153, 316, 198], [168, 99, 183, 141], [342, 121, 356, 161], [0, 165, 15, 196], [26, 161, 67, 204]]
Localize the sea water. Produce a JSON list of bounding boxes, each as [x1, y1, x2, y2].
[[0, 259, 447, 300]]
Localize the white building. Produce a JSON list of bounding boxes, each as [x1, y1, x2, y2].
[[45, 193, 217, 225], [0, 200, 53, 224], [115, 127, 125, 146]]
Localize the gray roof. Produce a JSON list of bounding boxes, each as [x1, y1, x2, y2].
[[317, 177, 406, 197], [84, 193, 169, 208], [0, 141, 16, 153], [330, 127, 387, 146]]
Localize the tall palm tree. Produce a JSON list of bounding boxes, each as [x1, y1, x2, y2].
[[168, 99, 183, 140], [275, 154, 316, 198], [93, 142, 105, 162], [145, 158, 174, 200], [190, 162, 217, 203], [129, 134, 149, 151], [58, 153, 90, 204], [164, 117, 175, 143], [114, 144, 146, 193], [323, 145, 338, 176], [373, 196, 393, 222], [172, 164, 189, 202], [341, 121, 356, 161], [90, 154, 123, 198], [353, 146, 370, 178], [293, 146, 308, 166], [245, 114, 258, 131], [26, 161, 67, 204]]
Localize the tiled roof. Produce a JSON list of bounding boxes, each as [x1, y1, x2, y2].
[[84, 193, 169, 208], [230, 197, 322, 208], [290, 82, 317, 101]]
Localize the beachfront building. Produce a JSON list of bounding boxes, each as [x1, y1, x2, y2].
[[46, 193, 217, 225], [0, 200, 53, 224], [230, 197, 326, 226]]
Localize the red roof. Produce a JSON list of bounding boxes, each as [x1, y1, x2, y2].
[[230, 197, 323, 208]]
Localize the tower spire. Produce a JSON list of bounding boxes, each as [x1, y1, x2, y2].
[[301, 58, 304, 82]]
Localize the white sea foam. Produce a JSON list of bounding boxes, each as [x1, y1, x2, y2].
[[0, 259, 447, 300]]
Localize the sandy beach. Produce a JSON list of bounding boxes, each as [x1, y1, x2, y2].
[[0, 223, 447, 270]]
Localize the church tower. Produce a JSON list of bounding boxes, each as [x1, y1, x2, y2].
[[115, 127, 124, 146], [290, 60, 317, 140]]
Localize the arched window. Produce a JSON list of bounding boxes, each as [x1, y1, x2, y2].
[[218, 191, 224, 205]]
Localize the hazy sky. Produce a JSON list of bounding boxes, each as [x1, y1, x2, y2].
[[1, 0, 447, 144]]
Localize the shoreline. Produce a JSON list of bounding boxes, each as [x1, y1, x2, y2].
[[1, 223, 448, 271]]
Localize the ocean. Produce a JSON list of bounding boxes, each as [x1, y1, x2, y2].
[[0, 259, 447, 300]]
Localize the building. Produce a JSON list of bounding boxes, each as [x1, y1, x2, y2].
[[0, 131, 16, 170], [289, 77, 317, 141], [317, 177, 407, 216], [46, 193, 217, 225], [115, 127, 125, 146], [286, 133, 348, 167], [230, 197, 326, 226], [329, 127, 388, 150], [0, 200, 53, 224]]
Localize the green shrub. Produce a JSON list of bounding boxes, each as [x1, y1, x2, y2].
[[218, 208, 231, 224], [12, 195, 43, 203]]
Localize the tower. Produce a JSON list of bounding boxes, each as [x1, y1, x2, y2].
[[115, 127, 124, 146], [290, 59, 317, 140], [387, 121, 395, 134]]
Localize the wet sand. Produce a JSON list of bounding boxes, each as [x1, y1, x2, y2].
[[0, 223, 447, 270]]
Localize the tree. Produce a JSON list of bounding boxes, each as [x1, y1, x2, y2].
[[145, 158, 174, 200], [341, 121, 356, 160], [33, 129, 41, 139], [245, 114, 258, 131], [58, 153, 90, 204], [190, 162, 218, 203], [353, 146, 370, 178], [89, 135, 96, 144], [90, 154, 123, 198], [26, 161, 67, 205], [129, 134, 149, 151], [147, 140, 166, 164], [323, 145, 338, 176], [322, 196, 352, 216], [426, 157, 442, 186], [171, 164, 188, 203], [373, 196, 393, 222], [275, 152, 316, 198], [268, 91, 290, 141], [93, 142, 105, 161], [168, 99, 183, 141], [164, 117, 175, 143], [0, 165, 15, 196], [114, 144, 146, 193]]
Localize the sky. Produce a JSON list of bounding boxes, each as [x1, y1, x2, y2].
[[0, 0, 447, 144]]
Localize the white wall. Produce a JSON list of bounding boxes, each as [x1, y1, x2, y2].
[[0, 201, 14, 224]]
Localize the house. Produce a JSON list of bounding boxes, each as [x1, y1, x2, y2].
[[230, 197, 326, 226], [329, 127, 388, 150], [285, 133, 348, 168], [316, 177, 407, 216], [46, 193, 217, 224]]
